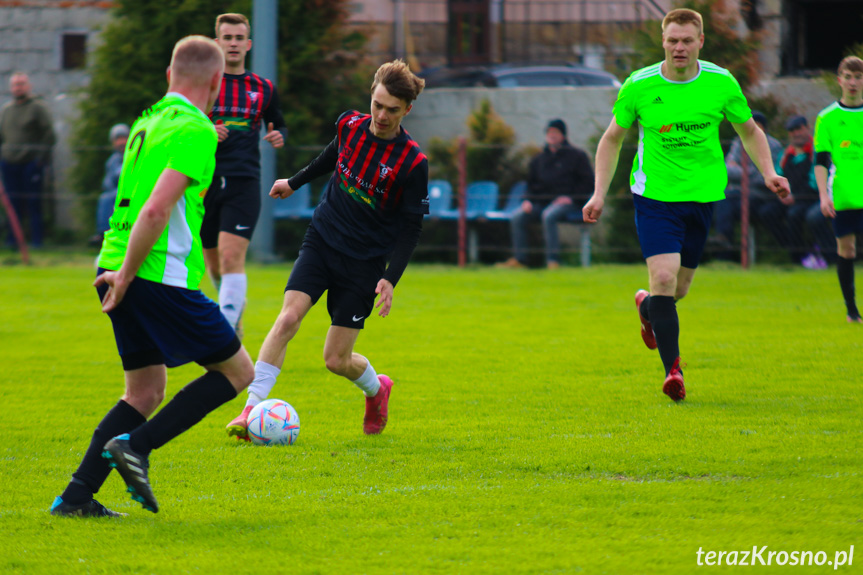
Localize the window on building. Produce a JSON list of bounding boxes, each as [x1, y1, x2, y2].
[[62, 33, 87, 70]]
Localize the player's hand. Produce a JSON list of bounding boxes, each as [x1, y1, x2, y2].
[[820, 198, 836, 219], [766, 174, 790, 199], [264, 122, 284, 149], [270, 179, 294, 199], [780, 192, 795, 206], [582, 194, 604, 223], [521, 200, 533, 214], [214, 120, 229, 142], [94, 271, 130, 313], [375, 279, 394, 318]]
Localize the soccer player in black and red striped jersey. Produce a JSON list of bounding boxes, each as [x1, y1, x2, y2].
[[202, 13, 288, 336], [225, 60, 428, 438]]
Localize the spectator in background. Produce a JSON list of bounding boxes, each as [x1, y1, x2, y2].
[[780, 115, 835, 269], [713, 111, 790, 260], [496, 119, 594, 269], [0, 72, 55, 248], [89, 123, 129, 247]]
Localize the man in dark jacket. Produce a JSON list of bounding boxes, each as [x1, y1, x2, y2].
[[497, 119, 594, 268], [0, 72, 55, 247]]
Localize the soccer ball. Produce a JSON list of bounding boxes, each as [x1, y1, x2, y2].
[[247, 399, 300, 446]]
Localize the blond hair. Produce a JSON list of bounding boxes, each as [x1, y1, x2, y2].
[[662, 8, 703, 36], [370, 60, 425, 105], [170, 36, 224, 86], [215, 13, 250, 38]]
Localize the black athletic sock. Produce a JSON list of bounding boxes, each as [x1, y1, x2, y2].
[[128, 371, 237, 456], [648, 295, 680, 375], [639, 294, 651, 321], [837, 257, 859, 318], [62, 400, 146, 504]]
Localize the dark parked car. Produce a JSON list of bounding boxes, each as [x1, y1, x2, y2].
[[419, 64, 621, 89]]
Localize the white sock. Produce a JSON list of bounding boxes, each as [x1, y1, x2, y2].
[[246, 360, 281, 408], [352, 359, 381, 397], [219, 273, 247, 329]]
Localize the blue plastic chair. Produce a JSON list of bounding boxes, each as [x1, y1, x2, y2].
[[426, 179, 454, 218], [464, 181, 499, 219], [486, 180, 526, 220], [272, 183, 315, 220]]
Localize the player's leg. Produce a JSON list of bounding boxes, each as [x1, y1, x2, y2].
[[101, 280, 245, 512], [216, 231, 250, 331], [226, 231, 327, 437], [633, 195, 684, 367], [243, 290, 314, 405], [325, 326, 392, 434], [52, 365, 165, 518], [836, 233, 859, 321], [201, 177, 224, 292], [326, 252, 391, 434], [833, 210, 862, 322], [214, 178, 260, 331]]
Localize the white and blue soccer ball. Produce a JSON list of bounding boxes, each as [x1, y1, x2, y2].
[[247, 399, 300, 446]]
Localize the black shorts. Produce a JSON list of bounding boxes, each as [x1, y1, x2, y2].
[[96, 271, 241, 371], [633, 194, 714, 269], [833, 208, 863, 238], [285, 226, 386, 329], [201, 176, 261, 248]]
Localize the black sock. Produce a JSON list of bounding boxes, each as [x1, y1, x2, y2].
[[639, 294, 651, 321], [837, 257, 859, 318], [62, 400, 146, 504], [128, 372, 237, 455], [648, 295, 680, 375]]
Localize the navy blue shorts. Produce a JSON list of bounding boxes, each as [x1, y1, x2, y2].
[[832, 209, 863, 238], [633, 194, 715, 269], [285, 226, 386, 329], [201, 176, 261, 247], [97, 270, 241, 371]]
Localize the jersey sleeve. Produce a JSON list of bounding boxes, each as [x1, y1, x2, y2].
[[166, 120, 217, 186], [264, 86, 288, 137], [400, 157, 429, 215], [611, 76, 637, 129], [813, 113, 831, 153], [722, 73, 752, 124]]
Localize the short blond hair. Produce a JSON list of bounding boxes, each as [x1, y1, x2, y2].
[[170, 36, 224, 86], [838, 56, 863, 75], [662, 8, 703, 37], [215, 13, 250, 37], [370, 59, 425, 105]]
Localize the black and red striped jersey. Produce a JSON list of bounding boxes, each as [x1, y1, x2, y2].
[[289, 110, 429, 259], [209, 71, 287, 179]]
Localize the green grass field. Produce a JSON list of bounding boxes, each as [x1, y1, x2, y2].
[[2, 257, 861, 574]]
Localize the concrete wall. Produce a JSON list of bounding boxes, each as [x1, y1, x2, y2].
[[0, 2, 112, 232], [403, 86, 618, 154]]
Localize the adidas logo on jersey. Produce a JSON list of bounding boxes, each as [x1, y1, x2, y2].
[[653, 96, 664, 104]]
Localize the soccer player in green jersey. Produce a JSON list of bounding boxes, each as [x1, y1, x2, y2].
[[582, 8, 790, 401], [814, 55, 863, 323], [50, 36, 254, 517]]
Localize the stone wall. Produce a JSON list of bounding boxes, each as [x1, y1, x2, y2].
[[0, 1, 112, 232]]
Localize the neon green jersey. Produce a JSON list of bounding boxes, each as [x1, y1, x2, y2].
[[613, 60, 752, 202], [98, 94, 218, 289], [813, 102, 863, 210]]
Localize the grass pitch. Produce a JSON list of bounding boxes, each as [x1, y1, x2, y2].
[[1, 257, 861, 573]]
